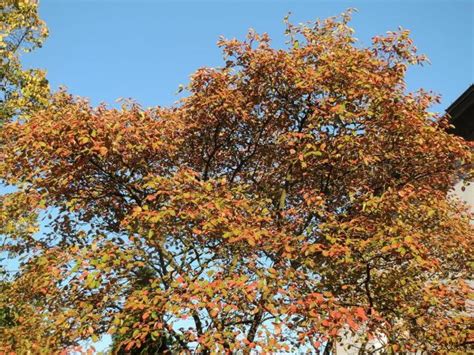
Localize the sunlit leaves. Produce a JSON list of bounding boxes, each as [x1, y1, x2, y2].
[[1, 0, 50, 123], [0, 9, 473, 354]]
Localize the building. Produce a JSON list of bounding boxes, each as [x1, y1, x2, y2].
[[335, 85, 473, 354], [447, 84, 474, 141], [449, 85, 474, 207]]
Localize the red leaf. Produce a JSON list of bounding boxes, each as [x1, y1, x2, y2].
[[355, 307, 368, 321]]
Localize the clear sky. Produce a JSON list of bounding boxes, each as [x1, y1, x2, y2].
[[26, 0, 473, 113], [11, 0, 474, 352]]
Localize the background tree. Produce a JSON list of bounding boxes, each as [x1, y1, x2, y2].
[[0, 11, 472, 353], [1, 0, 50, 124], [0, 1, 51, 347]]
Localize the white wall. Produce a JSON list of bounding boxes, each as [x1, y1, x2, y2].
[[453, 181, 474, 209]]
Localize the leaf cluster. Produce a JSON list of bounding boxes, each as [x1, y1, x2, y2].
[[0, 10, 473, 354]]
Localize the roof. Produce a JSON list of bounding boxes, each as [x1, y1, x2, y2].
[[446, 84, 474, 141]]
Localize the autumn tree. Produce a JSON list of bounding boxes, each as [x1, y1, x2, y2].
[[0, 11, 472, 353], [1, 0, 50, 124]]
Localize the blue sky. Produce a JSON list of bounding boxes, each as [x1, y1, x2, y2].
[[26, 0, 473, 112]]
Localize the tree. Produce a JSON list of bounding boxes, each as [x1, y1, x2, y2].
[[0, 11, 472, 353], [1, 0, 50, 124]]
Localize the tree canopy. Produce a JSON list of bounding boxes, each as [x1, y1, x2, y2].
[[0, 10, 472, 354], [1, 0, 50, 124]]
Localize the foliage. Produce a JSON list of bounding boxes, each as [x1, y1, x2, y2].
[[1, 0, 50, 123], [0, 11, 473, 353]]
